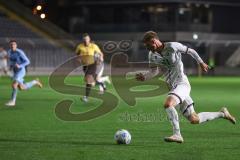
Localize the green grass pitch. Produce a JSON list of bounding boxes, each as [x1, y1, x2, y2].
[[0, 76, 239, 160]]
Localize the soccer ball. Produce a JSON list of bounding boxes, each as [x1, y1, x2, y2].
[[114, 129, 131, 144], [94, 52, 102, 62]]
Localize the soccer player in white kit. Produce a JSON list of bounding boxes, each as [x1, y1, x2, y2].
[[94, 52, 111, 94], [0, 46, 11, 77], [136, 31, 236, 143]]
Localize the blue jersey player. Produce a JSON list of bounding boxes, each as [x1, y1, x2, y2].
[[5, 40, 43, 107]]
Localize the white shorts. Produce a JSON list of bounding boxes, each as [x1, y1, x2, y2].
[[168, 81, 191, 103], [179, 96, 195, 118], [168, 81, 195, 118], [96, 62, 104, 77]]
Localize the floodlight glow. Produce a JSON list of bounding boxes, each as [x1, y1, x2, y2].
[[36, 5, 42, 11], [193, 33, 198, 40], [40, 13, 46, 19]]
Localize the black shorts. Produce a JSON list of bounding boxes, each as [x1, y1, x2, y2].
[[83, 63, 97, 76]]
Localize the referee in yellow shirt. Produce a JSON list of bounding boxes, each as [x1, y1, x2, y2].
[[75, 33, 104, 102]]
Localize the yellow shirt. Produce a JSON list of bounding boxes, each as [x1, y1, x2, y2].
[[75, 43, 101, 65]]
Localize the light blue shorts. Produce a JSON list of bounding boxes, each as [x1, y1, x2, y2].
[[13, 68, 26, 85]]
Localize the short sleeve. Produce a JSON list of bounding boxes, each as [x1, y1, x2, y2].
[[75, 44, 81, 55], [93, 44, 101, 53]]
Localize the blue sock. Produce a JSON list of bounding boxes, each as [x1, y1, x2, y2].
[[11, 88, 18, 102], [25, 80, 37, 89]]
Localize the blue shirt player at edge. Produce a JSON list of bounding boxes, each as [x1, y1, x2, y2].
[[5, 40, 43, 107]]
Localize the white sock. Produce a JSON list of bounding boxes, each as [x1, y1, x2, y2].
[[99, 85, 104, 92], [99, 76, 108, 83], [165, 107, 181, 136], [198, 112, 224, 123]]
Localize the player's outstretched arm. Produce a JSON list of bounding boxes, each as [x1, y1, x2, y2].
[[136, 66, 159, 81], [176, 42, 210, 72], [187, 48, 210, 72]]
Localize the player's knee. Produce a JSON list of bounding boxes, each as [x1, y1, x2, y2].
[[96, 77, 100, 82], [189, 114, 200, 124], [164, 102, 171, 108], [12, 82, 18, 89], [18, 84, 26, 90], [85, 75, 94, 83], [164, 100, 176, 108], [164, 97, 177, 108]]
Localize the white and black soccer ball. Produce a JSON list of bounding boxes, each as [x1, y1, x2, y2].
[[94, 52, 102, 62], [114, 129, 131, 144]]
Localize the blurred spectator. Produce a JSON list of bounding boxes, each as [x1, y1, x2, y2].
[[0, 45, 11, 77]]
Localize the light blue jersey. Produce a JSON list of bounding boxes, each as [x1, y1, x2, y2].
[[8, 48, 30, 84]]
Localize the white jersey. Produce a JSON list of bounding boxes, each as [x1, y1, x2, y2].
[[0, 50, 7, 68], [148, 42, 203, 88]]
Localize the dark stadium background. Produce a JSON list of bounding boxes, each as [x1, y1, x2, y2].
[[0, 0, 240, 75], [0, 1, 240, 160]]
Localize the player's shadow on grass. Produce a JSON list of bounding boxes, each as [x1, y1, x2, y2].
[[0, 138, 117, 146], [0, 106, 23, 110], [0, 138, 149, 147]]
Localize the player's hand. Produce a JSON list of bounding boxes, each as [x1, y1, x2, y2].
[[200, 62, 209, 72], [15, 64, 20, 69], [100, 56, 104, 62], [76, 56, 82, 63], [136, 73, 146, 81]]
